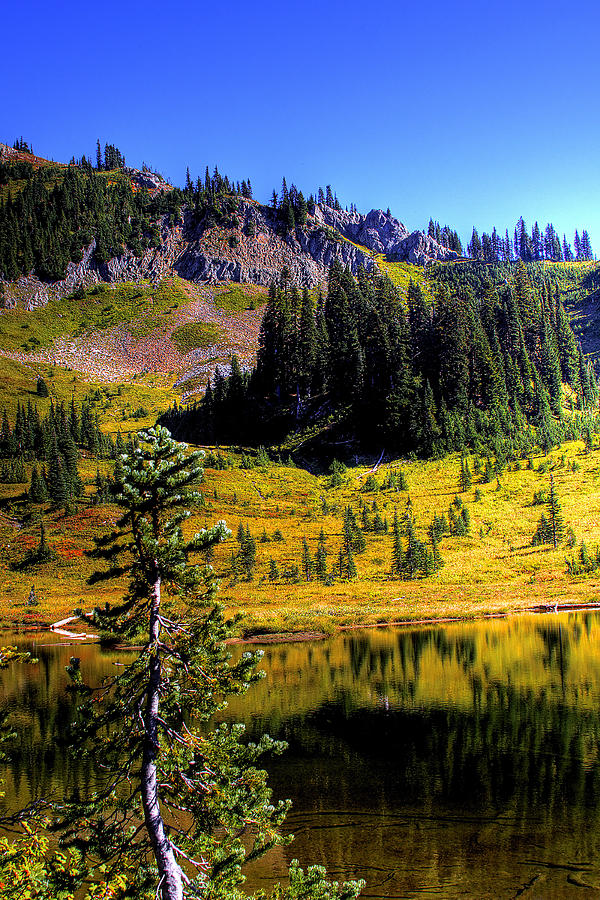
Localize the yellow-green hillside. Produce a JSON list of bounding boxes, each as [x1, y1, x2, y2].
[[1, 440, 599, 636]]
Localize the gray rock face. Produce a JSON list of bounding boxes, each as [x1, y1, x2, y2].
[[315, 204, 458, 265], [0, 142, 19, 162], [175, 202, 375, 287], [1, 217, 182, 310], [123, 168, 172, 196], [0, 195, 455, 311]]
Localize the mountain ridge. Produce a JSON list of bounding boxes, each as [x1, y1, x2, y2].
[[0, 143, 457, 309]]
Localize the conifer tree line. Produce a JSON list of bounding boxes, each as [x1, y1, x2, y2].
[[426, 219, 463, 254], [12, 137, 32, 153], [0, 397, 116, 503], [466, 216, 593, 262], [181, 162, 253, 231], [268, 181, 345, 234], [162, 259, 598, 460], [0, 143, 256, 283], [229, 489, 455, 586], [94, 138, 126, 170], [0, 160, 182, 281]]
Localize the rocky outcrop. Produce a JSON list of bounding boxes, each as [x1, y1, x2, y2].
[[0, 142, 19, 162], [0, 194, 454, 310], [124, 167, 173, 197], [175, 202, 375, 287], [315, 204, 458, 264], [1, 217, 183, 310]]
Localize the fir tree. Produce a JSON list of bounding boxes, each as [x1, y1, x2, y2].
[[36, 376, 49, 398], [315, 529, 328, 580], [29, 464, 48, 503], [36, 519, 51, 562], [391, 511, 403, 577], [240, 525, 257, 579], [43, 426, 362, 900], [301, 537, 314, 581], [459, 454, 472, 492]]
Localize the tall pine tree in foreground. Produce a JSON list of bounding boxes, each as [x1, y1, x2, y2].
[[42, 426, 363, 900]]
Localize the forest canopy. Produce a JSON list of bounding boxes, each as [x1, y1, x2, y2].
[[162, 260, 598, 462]]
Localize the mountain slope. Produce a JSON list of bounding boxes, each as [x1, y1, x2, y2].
[[0, 143, 456, 310]]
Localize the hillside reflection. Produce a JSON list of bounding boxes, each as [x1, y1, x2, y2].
[[3, 612, 600, 898]]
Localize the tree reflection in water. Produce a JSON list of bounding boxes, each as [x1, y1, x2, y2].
[[4, 613, 600, 897]]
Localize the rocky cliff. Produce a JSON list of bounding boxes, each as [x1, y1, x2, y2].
[[174, 202, 375, 287], [1, 156, 458, 309], [3, 217, 184, 310], [315, 204, 459, 264]]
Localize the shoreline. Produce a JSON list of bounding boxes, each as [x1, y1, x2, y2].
[[3, 599, 600, 646]]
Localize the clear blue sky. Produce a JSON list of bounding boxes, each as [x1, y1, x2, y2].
[[3, 0, 599, 249]]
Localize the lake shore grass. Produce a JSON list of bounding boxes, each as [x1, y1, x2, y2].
[[1, 440, 600, 638]]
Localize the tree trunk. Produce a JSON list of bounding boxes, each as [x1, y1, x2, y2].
[[141, 573, 184, 900]]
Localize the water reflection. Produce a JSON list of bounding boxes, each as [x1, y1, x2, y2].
[[3, 613, 600, 897]]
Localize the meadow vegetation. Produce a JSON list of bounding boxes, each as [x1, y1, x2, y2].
[[2, 435, 600, 637], [212, 283, 269, 313], [0, 278, 189, 352], [1, 247, 600, 639], [171, 321, 223, 353]]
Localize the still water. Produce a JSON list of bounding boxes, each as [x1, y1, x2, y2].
[[2, 612, 600, 898]]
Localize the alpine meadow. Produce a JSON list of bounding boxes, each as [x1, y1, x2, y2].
[[3, 44, 600, 895]]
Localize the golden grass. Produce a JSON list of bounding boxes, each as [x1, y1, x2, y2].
[[2, 441, 600, 636], [373, 257, 432, 304], [212, 284, 269, 313], [0, 355, 177, 433]]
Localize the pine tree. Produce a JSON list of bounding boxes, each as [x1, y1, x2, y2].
[[344, 544, 357, 578], [36, 376, 49, 397], [459, 454, 472, 492], [581, 229, 593, 260], [301, 537, 313, 581], [532, 512, 552, 546], [240, 525, 257, 579], [29, 464, 48, 503], [315, 529, 327, 580], [47, 432, 70, 504], [391, 512, 403, 577], [36, 427, 362, 900], [36, 519, 51, 562]]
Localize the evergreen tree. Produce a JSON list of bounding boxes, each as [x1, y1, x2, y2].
[[459, 454, 472, 492], [301, 536, 313, 581], [36, 519, 51, 562], [36, 376, 49, 398], [343, 544, 357, 578], [391, 511, 403, 577], [36, 427, 362, 900], [240, 525, 257, 579], [315, 529, 328, 580], [580, 229, 593, 260], [29, 464, 48, 503], [47, 432, 70, 504]]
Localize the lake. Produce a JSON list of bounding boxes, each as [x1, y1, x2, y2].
[[2, 611, 600, 898]]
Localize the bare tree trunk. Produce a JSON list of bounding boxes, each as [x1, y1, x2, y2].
[[141, 574, 184, 900]]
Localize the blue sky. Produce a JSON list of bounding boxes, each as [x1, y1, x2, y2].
[[3, 0, 600, 249]]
